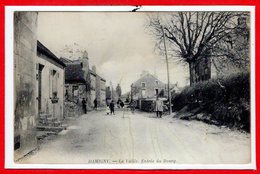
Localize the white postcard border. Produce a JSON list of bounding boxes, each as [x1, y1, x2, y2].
[[5, 5, 256, 169]]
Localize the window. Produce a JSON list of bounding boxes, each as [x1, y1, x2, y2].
[[155, 88, 159, 95], [72, 86, 79, 97], [51, 69, 58, 98], [141, 82, 146, 88], [155, 80, 159, 85]]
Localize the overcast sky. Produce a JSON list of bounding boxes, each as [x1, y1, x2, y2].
[[38, 12, 189, 94]]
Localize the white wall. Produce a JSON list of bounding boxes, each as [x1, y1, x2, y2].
[[36, 55, 65, 121]]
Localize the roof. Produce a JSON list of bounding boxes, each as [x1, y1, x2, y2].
[[89, 70, 97, 76], [65, 63, 86, 83], [132, 73, 164, 86], [37, 41, 66, 67], [60, 57, 73, 64]]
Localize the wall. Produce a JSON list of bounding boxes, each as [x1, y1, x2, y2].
[[36, 54, 65, 121], [14, 12, 38, 160], [100, 80, 106, 106], [95, 76, 101, 106], [64, 83, 91, 117]]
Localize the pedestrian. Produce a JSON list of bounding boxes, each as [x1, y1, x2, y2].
[[110, 100, 115, 115], [130, 100, 136, 114], [82, 98, 87, 114], [106, 104, 110, 115], [120, 101, 125, 108], [94, 98, 98, 110], [117, 99, 122, 108], [155, 98, 163, 118]]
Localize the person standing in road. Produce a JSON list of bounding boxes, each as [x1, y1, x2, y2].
[[110, 100, 115, 115], [82, 98, 87, 114], [94, 98, 98, 110], [106, 104, 110, 115], [155, 98, 163, 118]]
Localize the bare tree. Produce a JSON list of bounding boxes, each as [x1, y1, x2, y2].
[[147, 12, 249, 85]]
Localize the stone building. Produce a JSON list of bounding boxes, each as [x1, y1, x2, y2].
[[36, 41, 66, 122], [190, 16, 250, 85], [89, 69, 96, 107], [89, 66, 106, 107], [131, 71, 166, 100], [62, 52, 106, 112], [14, 11, 38, 160], [100, 78, 106, 107], [212, 15, 250, 77], [62, 54, 107, 111], [63, 58, 91, 115]]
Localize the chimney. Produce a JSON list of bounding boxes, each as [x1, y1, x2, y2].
[[140, 70, 148, 77], [83, 50, 88, 59], [92, 66, 96, 74]]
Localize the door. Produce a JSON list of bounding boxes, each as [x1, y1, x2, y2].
[[37, 64, 44, 112]]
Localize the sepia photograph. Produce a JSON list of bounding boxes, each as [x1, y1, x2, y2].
[[6, 6, 255, 169]]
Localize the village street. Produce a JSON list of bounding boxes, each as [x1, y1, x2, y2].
[[20, 109, 251, 165]]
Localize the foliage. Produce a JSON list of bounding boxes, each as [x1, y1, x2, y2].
[[172, 72, 250, 131], [147, 12, 250, 83]]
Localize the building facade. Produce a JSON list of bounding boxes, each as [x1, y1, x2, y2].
[[89, 66, 106, 107], [63, 58, 92, 116], [100, 78, 106, 106], [131, 71, 166, 100], [89, 69, 96, 107], [14, 11, 38, 160], [36, 41, 66, 122]]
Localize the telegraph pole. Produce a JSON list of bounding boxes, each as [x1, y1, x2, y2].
[[161, 25, 172, 115]]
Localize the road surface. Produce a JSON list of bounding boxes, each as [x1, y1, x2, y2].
[[20, 109, 251, 165]]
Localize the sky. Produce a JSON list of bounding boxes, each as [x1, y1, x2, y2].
[[38, 12, 189, 94]]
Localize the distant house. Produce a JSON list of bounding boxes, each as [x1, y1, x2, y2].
[[212, 16, 250, 78], [131, 71, 166, 100], [36, 41, 66, 122]]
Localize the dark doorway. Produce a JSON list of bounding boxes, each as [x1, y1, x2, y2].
[[155, 88, 159, 96], [37, 64, 44, 112]]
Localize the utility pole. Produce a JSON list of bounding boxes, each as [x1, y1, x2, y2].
[[161, 25, 172, 115]]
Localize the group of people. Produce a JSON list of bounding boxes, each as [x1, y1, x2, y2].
[[82, 97, 165, 118], [82, 98, 122, 115], [81, 98, 98, 114], [106, 100, 115, 115]]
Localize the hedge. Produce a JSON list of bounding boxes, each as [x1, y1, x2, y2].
[[172, 72, 250, 132]]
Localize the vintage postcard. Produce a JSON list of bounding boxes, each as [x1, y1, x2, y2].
[[5, 6, 255, 169]]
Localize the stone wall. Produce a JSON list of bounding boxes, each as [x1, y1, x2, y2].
[[95, 76, 101, 106], [64, 84, 91, 117], [14, 11, 38, 160]]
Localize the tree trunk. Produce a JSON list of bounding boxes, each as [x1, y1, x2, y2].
[[189, 62, 194, 86]]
